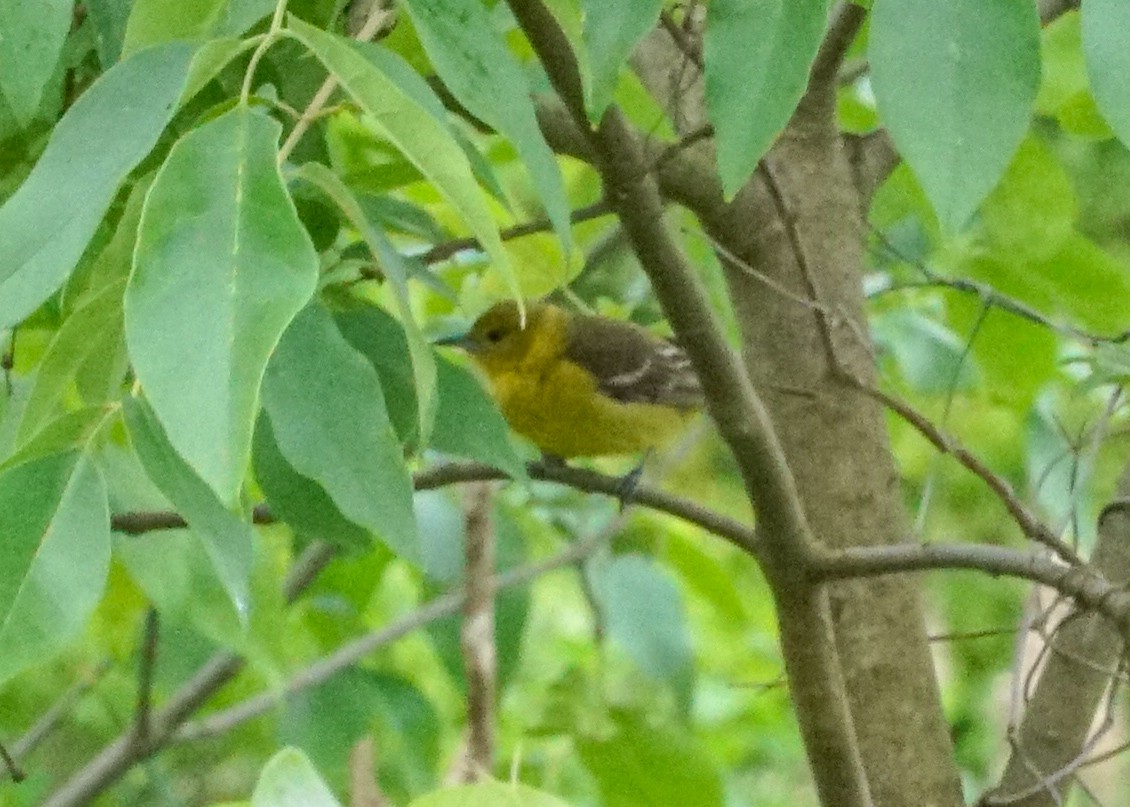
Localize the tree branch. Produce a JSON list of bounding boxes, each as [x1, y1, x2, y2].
[[809, 1, 868, 91], [457, 482, 496, 782], [812, 542, 1130, 641], [981, 485, 1130, 807]]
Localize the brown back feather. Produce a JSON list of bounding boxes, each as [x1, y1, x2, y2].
[[563, 315, 703, 410]]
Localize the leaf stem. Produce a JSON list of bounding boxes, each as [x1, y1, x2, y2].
[[239, 0, 291, 106]]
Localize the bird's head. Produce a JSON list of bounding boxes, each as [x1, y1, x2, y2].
[[436, 300, 545, 373]]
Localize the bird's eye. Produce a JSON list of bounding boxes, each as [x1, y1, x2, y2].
[[485, 328, 504, 343]]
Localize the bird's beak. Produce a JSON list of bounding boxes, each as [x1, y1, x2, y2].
[[434, 332, 474, 351]]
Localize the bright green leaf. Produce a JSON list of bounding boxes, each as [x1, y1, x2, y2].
[[591, 554, 694, 711], [410, 781, 574, 807], [286, 17, 519, 308], [0, 452, 110, 685], [870, 0, 1040, 230], [0, 0, 72, 124], [0, 42, 196, 329], [251, 747, 343, 807], [124, 396, 254, 620], [262, 302, 419, 562], [126, 105, 318, 503], [578, 711, 723, 807], [704, 0, 829, 198], [1082, 0, 1130, 150], [122, 0, 226, 56], [402, 0, 572, 252], [981, 135, 1077, 263]]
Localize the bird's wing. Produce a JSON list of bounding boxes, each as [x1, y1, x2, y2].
[[564, 315, 704, 410]]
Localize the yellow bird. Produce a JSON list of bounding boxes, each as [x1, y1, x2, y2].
[[438, 300, 703, 459]]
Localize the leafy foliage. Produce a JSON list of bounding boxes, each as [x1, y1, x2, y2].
[[1, 1, 1130, 805]]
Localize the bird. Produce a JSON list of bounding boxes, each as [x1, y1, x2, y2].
[[437, 299, 703, 460]]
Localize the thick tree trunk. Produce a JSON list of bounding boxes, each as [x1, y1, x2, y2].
[[679, 88, 964, 805]]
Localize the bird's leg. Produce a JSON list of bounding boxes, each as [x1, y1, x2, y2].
[[615, 449, 653, 510]]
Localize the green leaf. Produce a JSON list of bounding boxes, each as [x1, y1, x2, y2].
[[0, 42, 196, 329], [1026, 393, 1094, 547], [980, 135, 1077, 263], [409, 781, 574, 807], [262, 302, 419, 562], [1082, 0, 1130, 150], [86, 0, 133, 66], [251, 748, 343, 807], [285, 17, 519, 307], [294, 162, 436, 446], [124, 396, 254, 620], [122, 0, 226, 56], [253, 415, 373, 552], [18, 279, 126, 444], [0, 452, 110, 685], [126, 105, 318, 503], [870, 0, 1040, 231], [591, 554, 694, 711], [581, 0, 663, 120], [872, 309, 978, 395], [0, 0, 72, 124], [577, 711, 723, 807], [401, 0, 572, 252], [433, 358, 525, 476], [704, 0, 829, 198]]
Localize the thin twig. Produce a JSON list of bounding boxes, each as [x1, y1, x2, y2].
[[278, 5, 395, 162], [174, 520, 617, 743], [420, 199, 612, 265], [132, 609, 160, 749], [861, 384, 1084, 566]]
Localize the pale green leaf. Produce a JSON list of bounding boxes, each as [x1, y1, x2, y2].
[[705, 0, 829, 197], [581, 0, 663, 119], [591, 554, 694, 710], [1082, 0, 1130, 150], [126, 106, 318, 503], [870, 0, 1041, 230], [251, 748, 343, 807], [872, 309, 978, 394], [401, 0, 571, 252], [0, 42, 196, 329], [0, 452, 110, 685], [124, 396, 254, 620], [0, 0, 72, 124], [262, 303, 419, 562], [285, 17, 519, 307]]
